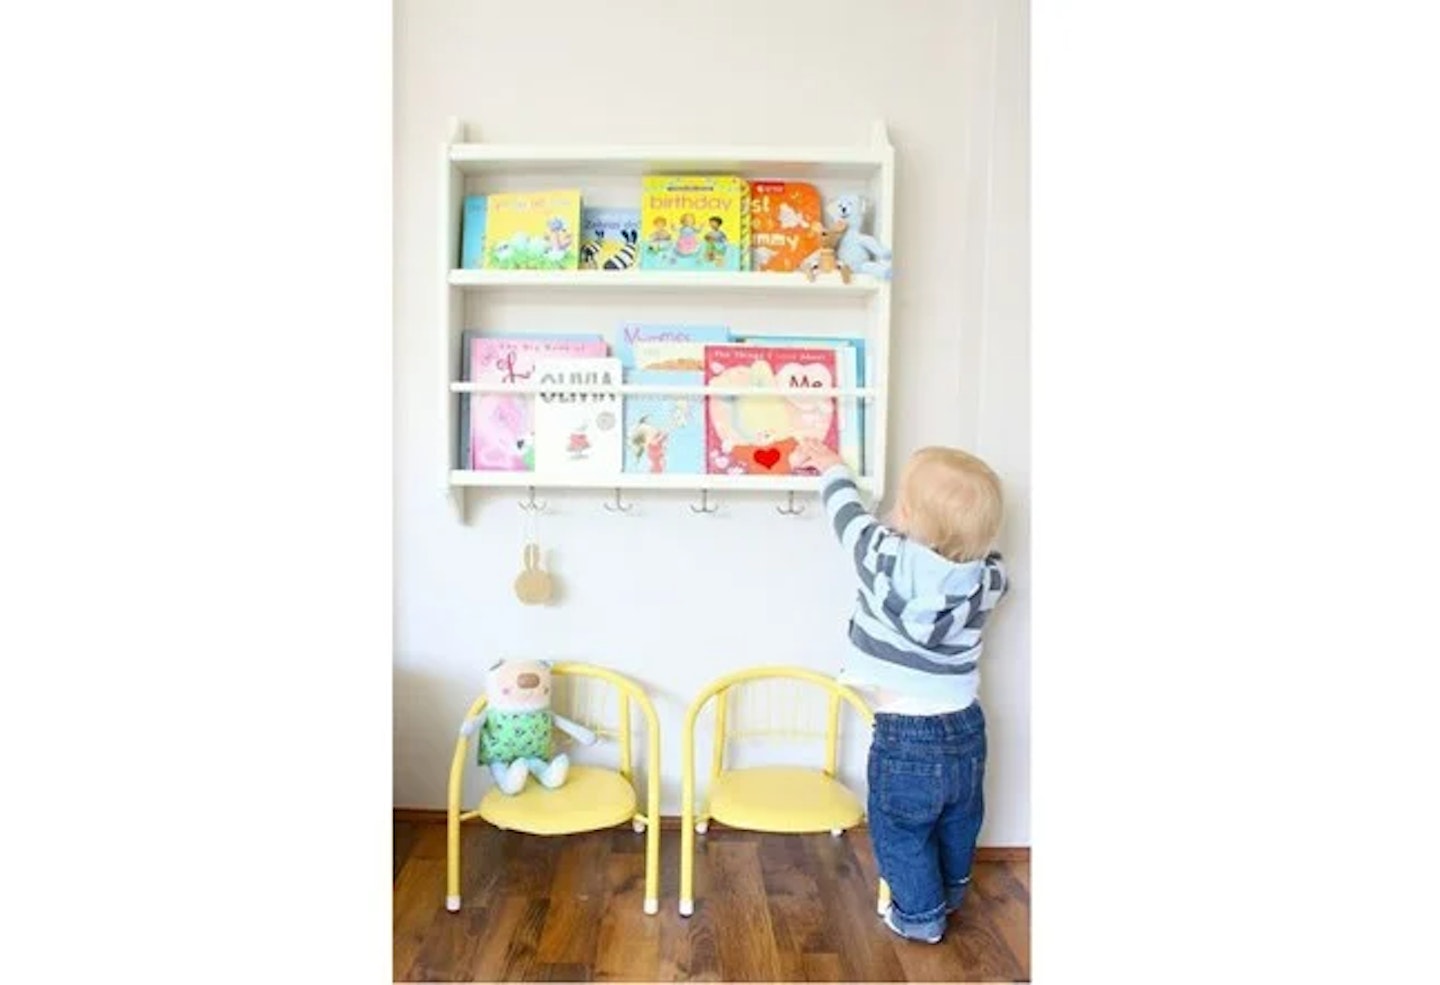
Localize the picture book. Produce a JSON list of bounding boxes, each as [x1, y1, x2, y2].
[[623, 369, 705, 475], [614, 323, 729, 368], [741, 334, 866, 474], [532, 357, 624, 476], [703, 345, 840, 476], [749, 181, 822, 272], [463, 334, 608, 471], [639, 176, 750, 272], [579, 207, 641, 271], [482, 190, 582, 270], [459, 195, 487, 269]]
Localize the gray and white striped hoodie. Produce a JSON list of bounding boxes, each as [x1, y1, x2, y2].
[[822, 465, 1008, 711]]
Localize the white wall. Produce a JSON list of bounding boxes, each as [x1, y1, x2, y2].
[[393, 0, 1030, 844]]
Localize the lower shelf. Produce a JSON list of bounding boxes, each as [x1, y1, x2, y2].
[[448, 470, 873, 493]]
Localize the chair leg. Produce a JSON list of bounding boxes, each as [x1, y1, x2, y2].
[[679, 810, 695, 916], [644, 813, 660, 915], [446, 808, 461, 912]]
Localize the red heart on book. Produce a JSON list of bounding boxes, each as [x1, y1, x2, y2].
[[753, 447, 781, 470]]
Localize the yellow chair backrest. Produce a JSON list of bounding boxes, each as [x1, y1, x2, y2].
[[686, 665, 873, 783]]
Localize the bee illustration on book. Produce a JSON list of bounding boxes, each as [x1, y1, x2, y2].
[[579, 231, 604, 269], [602, 228, 639, 271]]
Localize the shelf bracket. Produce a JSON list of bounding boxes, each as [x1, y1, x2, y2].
[[448, 487, 467, 523]]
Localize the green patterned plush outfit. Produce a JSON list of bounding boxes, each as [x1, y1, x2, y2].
[[477, 709, 554, 765]]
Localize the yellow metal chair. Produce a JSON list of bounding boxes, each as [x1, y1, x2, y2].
[[445, 662, 661, 914], [679, 665, 890, 917]]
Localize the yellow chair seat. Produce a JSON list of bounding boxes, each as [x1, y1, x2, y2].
[[708, 766, 865, 833], [477, 766, 637, 836]]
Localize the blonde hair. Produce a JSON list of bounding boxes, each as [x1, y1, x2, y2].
[[892, 447, 1003, 562]]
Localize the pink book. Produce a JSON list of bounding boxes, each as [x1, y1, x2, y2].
[[467, 335, 608, 471], [703, 344, 840, 476]]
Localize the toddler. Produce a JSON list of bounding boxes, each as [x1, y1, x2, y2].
[[791, 439, 1009, 944]]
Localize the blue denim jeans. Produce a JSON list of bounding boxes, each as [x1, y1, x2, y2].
[[867, 702, 987, 940]]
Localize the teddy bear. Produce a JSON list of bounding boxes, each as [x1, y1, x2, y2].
[[459, 658, 596, 795], [801, 193, 893, 282], [802, 215, 851, 284]]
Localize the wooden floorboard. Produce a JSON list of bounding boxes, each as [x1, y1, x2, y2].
[[395, 820, 1030, 982]]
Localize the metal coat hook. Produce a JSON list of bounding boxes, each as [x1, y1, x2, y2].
[[518, 486, 547, 513], [690, 489, 718, 515], [602, 488, 632, 514], [776, 491, 806, 516]]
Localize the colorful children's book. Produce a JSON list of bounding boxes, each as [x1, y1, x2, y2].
[[741, 334, 866, 474], [630, 340, 719, 372], [459, 195, 488, 269], [579, 208, 641, 271], [532, 357, 624, 476], [483, 190, 582, 270], [623, 369, 705, 475], [703, 345, 840, 476], [463, 334, 608, 471], [614, 323, 729, 368], [749, 181, 822, 272], [639, 176, 750, 272]]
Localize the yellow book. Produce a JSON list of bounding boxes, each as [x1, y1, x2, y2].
[[483, 190, 582, 270], [639, 176, 749, 272]]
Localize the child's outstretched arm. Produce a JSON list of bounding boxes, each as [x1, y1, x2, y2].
[[791, 439, 890, 573]]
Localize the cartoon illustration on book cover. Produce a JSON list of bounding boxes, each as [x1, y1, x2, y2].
[[639, 176, 749, 272], [741, 335, 866, 474], [532, 357, 623, 475], [703, 345, 840, 476], [466, 335, 607, 470], [483, 190, 582, 270], [749, 181, 822, 272], [623, 369, 704, 475], [579, 208, 641, 271]]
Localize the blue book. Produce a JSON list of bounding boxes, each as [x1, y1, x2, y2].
[[741, 334, 867, 474], [459, 195, 487, 268], [623, 369, 705, 475], [614, 323, 729, 369]]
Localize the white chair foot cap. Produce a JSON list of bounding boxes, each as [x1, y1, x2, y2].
[[679, 899, 694, 917], [830, 828, 843, 837], [632, 819, 646, 833], [644, 898, 659, 915], [695, 820, 708, 834], [446, 895, 462, 912]]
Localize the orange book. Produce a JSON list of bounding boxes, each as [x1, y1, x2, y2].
[[749, 181, 822, 272]]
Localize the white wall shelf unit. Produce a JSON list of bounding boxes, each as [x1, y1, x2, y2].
[[439, 118, 895, 520]]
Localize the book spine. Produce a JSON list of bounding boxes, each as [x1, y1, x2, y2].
[[736, 179, 751, 272]]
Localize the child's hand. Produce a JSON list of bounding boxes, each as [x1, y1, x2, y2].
[[790, 438, 843, 473]]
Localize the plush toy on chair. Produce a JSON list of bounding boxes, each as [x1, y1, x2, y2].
[[459, 659, 596, 795]]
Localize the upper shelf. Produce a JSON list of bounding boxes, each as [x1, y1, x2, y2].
[[446, 269, 884, 296], [444, 119, 895, 181], [447, 143, 892, 180]]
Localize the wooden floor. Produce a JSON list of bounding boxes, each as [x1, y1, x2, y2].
[[394, 820, 1029, 982]]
